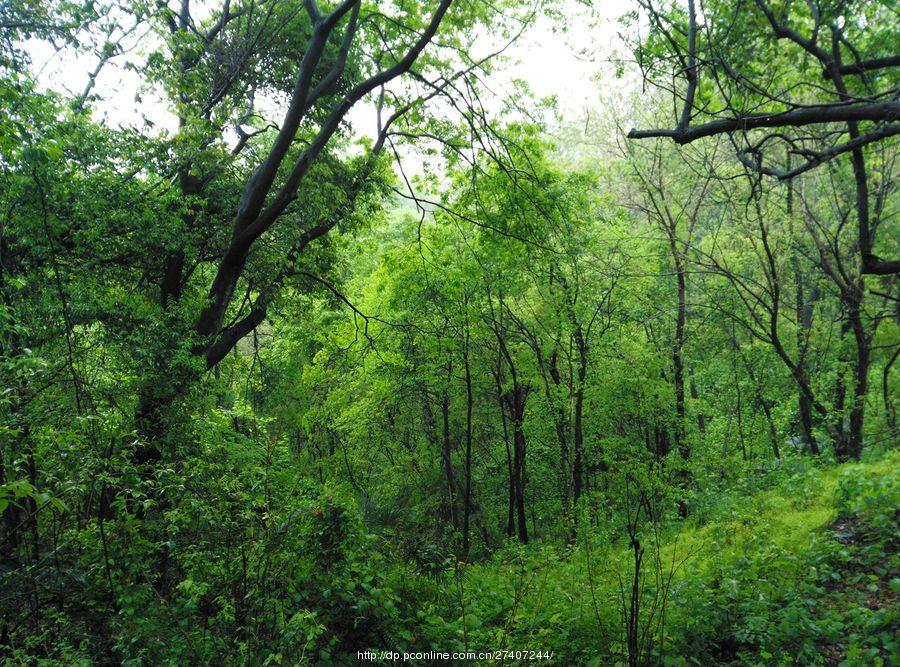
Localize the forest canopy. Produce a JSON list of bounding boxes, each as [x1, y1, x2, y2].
[[0, 0, 897, 664]]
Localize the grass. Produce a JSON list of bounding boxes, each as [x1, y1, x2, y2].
[[412, 450, 900, 665]]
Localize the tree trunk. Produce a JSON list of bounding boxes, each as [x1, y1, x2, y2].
[[789, 176, 820, 454], [689, 373, 706, 435], [839, 283, 869, 460], [546, 349, 571, 524], [572, 326, 588, 504], [494, 315, 528, 544], [884, 346, 898, 432], [504, 385, 529, 544], [493, 352, 515, 539], [440, 365, 456, 530], [462, 312, 473, 559], [671, 239, 688, 459]]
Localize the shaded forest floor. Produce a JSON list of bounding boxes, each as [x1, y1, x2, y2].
[[393, 452, 899, 665]]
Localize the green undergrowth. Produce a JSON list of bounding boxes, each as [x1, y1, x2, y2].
[[396, 452, 899, 666], [8, 450, 894, 665]]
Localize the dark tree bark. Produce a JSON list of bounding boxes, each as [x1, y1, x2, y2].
[[496, 328, 529, 543], [461, 309, 474, 559], [548, 349, 571, 517], [493, 348, 515, 539], [787, 172, 820, 454], [794, 275, 819, 454], [841, 285, 870, 460], [504, 384, 529, 545], [672, 248, 688, 458], [628, 102, 900, 146], [885, 347, 899, 433], [440, 359, 456, 531], [572, 324, 588, 502], [490, 294, 530, 543]]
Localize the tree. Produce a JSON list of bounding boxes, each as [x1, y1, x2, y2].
[[625, 139, 717, 458], [8, 0, 534, 459], [136, 0, 487, 448], [627, 0, 899, 276], [626, 0, 899, 458]]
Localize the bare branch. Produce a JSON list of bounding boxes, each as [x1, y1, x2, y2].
[[823, 55, 900, 79], [628, 101, 900, 144], [737, 123, 900, 179]]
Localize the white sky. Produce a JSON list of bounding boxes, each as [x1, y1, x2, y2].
[[504, 1, 634, 110], [24, 0, 639, 160]]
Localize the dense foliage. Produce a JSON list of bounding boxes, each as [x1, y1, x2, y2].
[[1, 0, 897, 664]]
